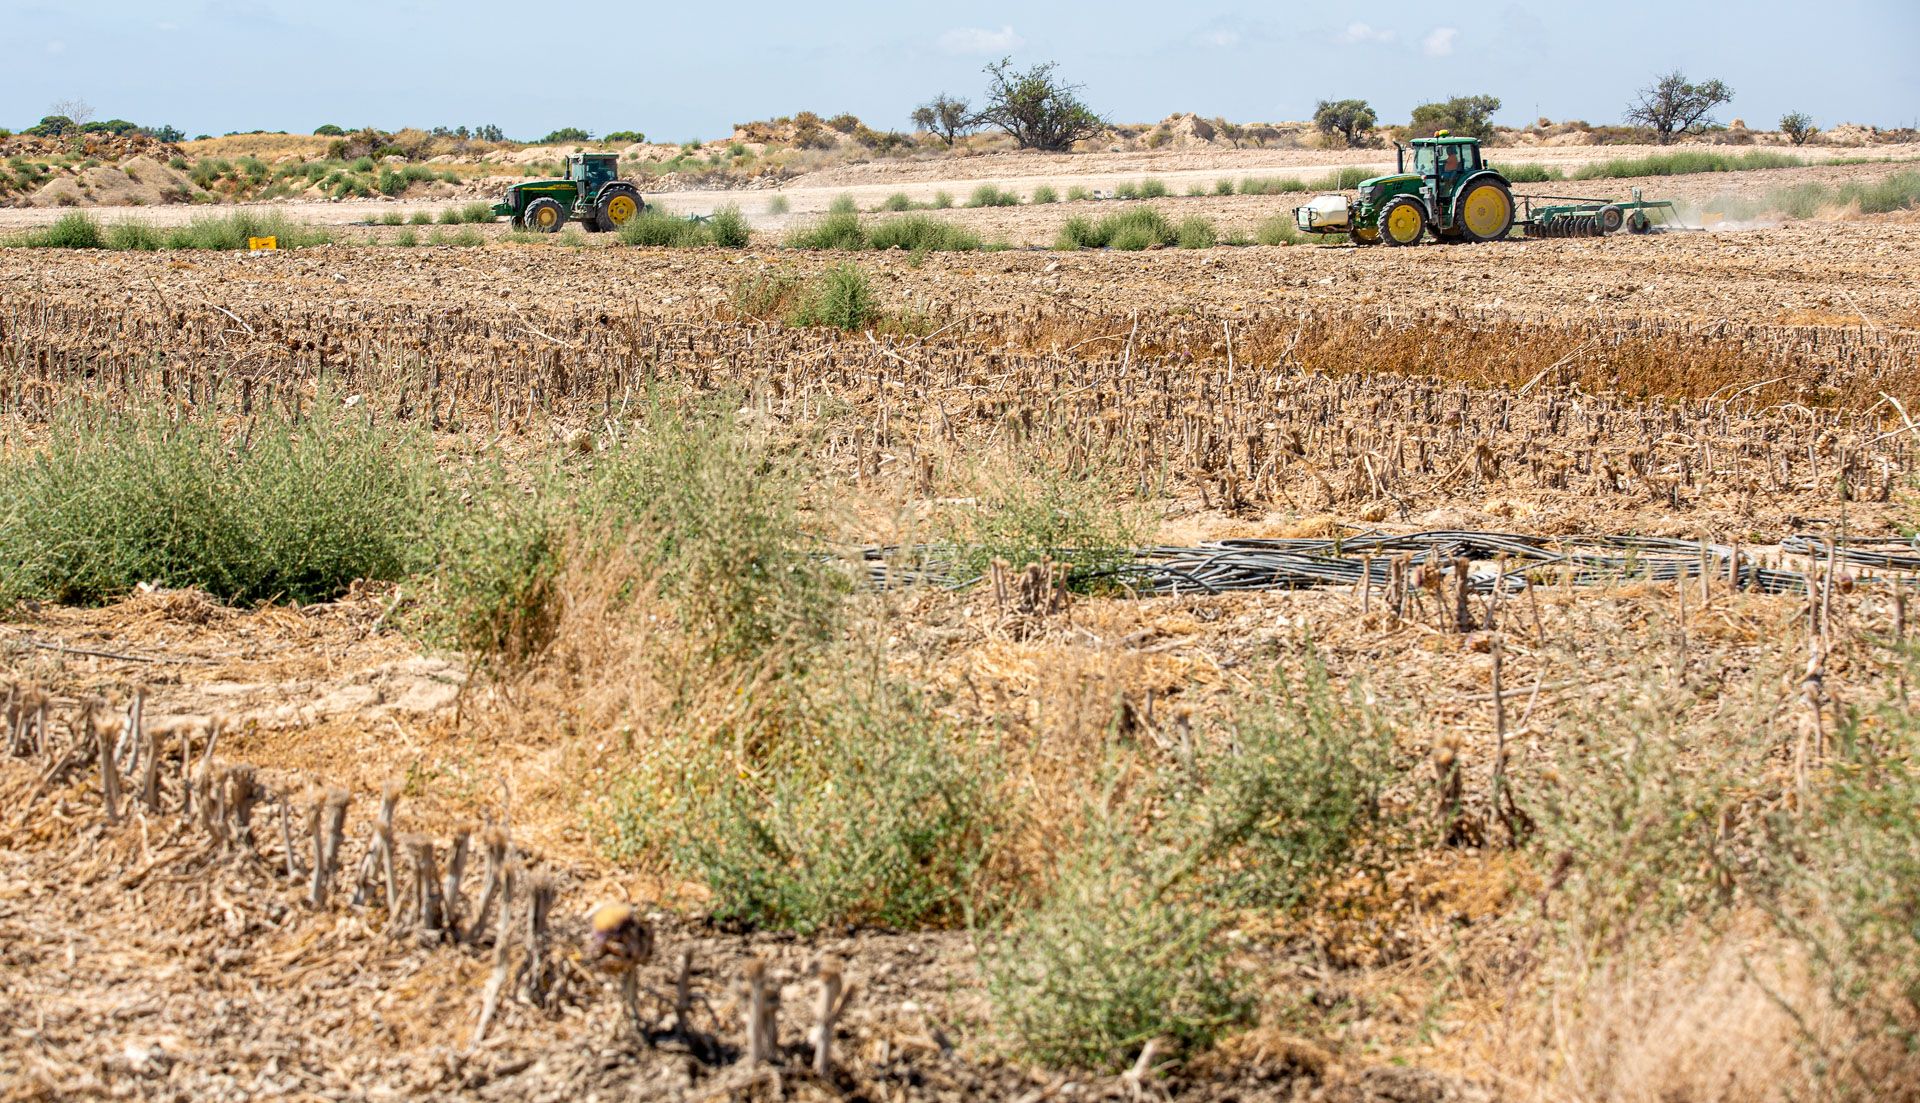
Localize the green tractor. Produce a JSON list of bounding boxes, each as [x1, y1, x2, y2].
[[492, 152, 645, 233], [1294, 133, 1516, 246]]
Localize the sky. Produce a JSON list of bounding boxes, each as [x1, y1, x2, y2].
[[4, 1, 1917, 141]]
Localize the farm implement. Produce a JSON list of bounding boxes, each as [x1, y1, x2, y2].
[[1520, 188, 1676, 237], [1293, 133, 1676, 245]]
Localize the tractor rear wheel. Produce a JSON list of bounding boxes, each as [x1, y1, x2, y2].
[[1458, 181, 1515, 242], [1379, 196, 1426, 246], [594, 185, 644, 232], [524, 197, 567, 234]]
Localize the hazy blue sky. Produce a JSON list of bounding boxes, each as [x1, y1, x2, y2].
[[5, 1, 1916, 141]]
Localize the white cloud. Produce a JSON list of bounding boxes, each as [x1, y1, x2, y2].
[[1197, 29, 1242, 48], [1423, 27, 1458, 57], [1338, 22, 1395, 45], [45, 39, 66, 54], [938, 25, 1025, 55]]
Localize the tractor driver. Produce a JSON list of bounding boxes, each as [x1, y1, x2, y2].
[[1442, 147, 1462, 174]]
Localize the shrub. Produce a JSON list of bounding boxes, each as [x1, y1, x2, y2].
[[460, 200, 496, 224], [1214, 178, 1234, 196], [931, 190, 954, 209], [643, 670, 992, 932], [706, 204, 750, 247], [1571, 149, 1804, 179], [16, 212, 103, 248], [381, 211, 404, 226], [1255, 214, 1308, 245], [1174, 216, 1216, 249], [0, 400, 438, 607], [936, 447, 1148, 585], [982, 816, 1247, 1070], [784, 210, 867, 250], [1030, 185, 1057, 204], [1500, 162, 1564, 183], [730, 268, 806, 319], [1052, 206, 1175, 251], [1065, 185, 1092, 202], [765, 194, 790, 215], [1234, 176, 1310, 195], [788, 263, 878, 331], [618, 207, 709, 247], [394, 228, 418, 247], [103, 220, 162, 250], [163, 211, 332, 250], [1779, 111, 1817, 146], [868, 215, 981, 252], [966, 184, 1020, 207], [828, 193, 859, 215], [410, 209, 434, 225], [875, 192, 914, 212]]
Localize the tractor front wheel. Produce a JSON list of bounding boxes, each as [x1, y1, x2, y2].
[[1349, 224, 1381, 246], [1379, 196, 1426, 246], [595, 185, 644, 232], [524, 197, 567, 234]]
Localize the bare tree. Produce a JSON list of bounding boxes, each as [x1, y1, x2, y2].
[[48, 98, 95, 126], [975, 58, 1104, 152], [1624, 71, 1733, 144], [1210, 117, 1246, 149], [911, 94, 975, 148], [1779, 111, 1817, 146]]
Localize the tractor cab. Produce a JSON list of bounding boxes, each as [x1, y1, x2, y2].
[[1406, 134, 1483, 190], [568, 153, 618, 198]]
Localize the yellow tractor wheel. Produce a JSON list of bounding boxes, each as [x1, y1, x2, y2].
[[594, 185, 644, 232], [1349, 225, 1381, 246], [524, 197, 566, 234], [1379, 196, 1426, 246], [1457, 180, 1515, 242]]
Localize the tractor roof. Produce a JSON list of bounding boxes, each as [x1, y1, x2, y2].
[[1411, 135, 1481, 145]]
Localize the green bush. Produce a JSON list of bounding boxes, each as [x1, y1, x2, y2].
[[410, 209, 435, 225], [163, 211, 332, 250], [1255, 215, 1310, 246], [706, 203, 750, 247], [640, 671, 992, 933], [1214, 178, 1234, 196], [828, 193, 859, 215], [394, 228, 419, 247], [618, 206, 709, 247], [1052, 206, 1176, 251], [730, 268, 806, 319], [966, 184, 1020, 207], [765, 194, 790, 215], [0, 401, 438, 607], [784, 210, 868, 250], [1030, 185, 1058, 204], [1174, 216, 1217, 249], [1065, 185, 1092, 202], [788, 263, 878, 331], [983, 816, 1247, 1070], [867, 215, 981, 252], [1500, 162, 1564, 183], [936, 450, 1148, 586], [16, 212, 103, 248], [381, 211, 404, 226], [931, 190, 954, 209], [103, 221, 162, 250], [1234, 176, 1309, 195], [1190, 663, 1393, 907], [874, 192, 914, 212], [1571, 149, 1804, 180]]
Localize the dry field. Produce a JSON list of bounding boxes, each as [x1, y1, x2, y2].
[[5, 162, 1920, 1103]]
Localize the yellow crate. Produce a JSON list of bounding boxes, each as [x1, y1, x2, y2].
[[248, 236, 278, 251]]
